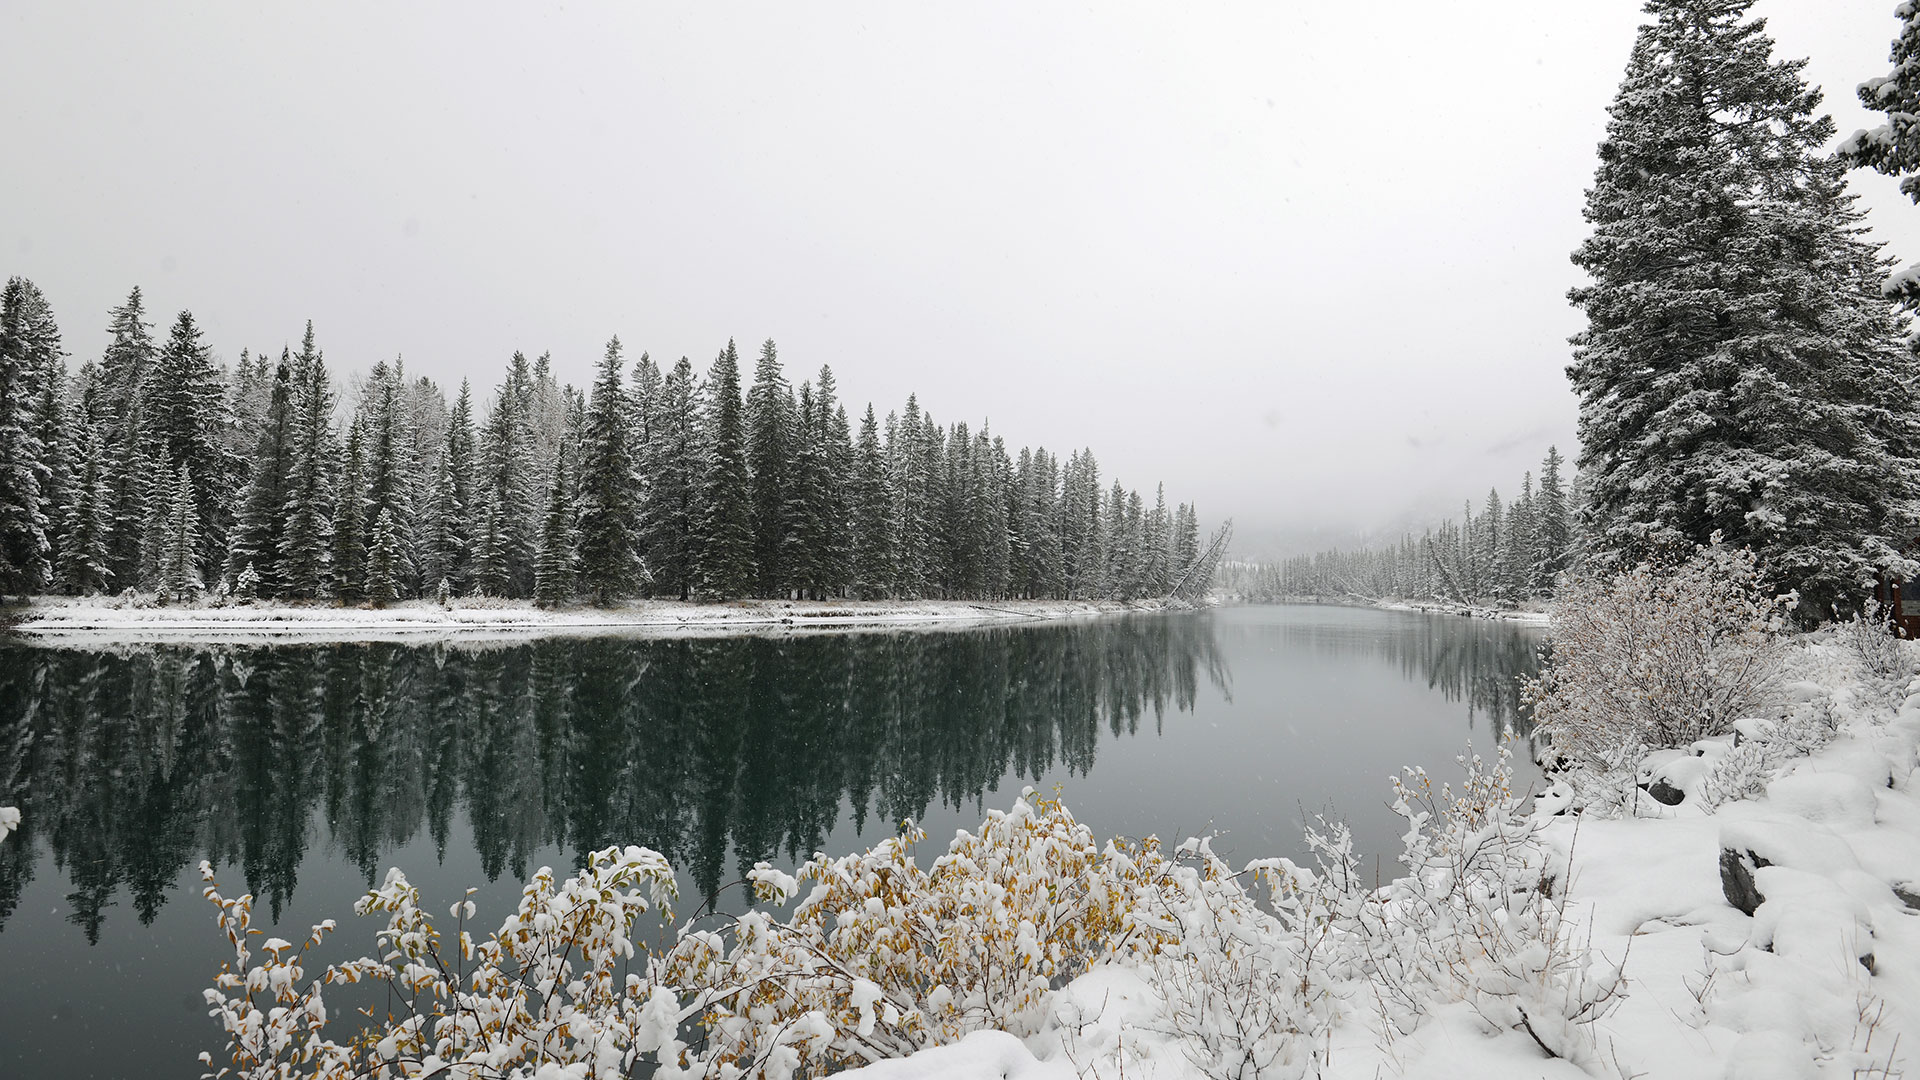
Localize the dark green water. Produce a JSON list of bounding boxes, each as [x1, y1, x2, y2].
[[0, 604, 1540, 1079]]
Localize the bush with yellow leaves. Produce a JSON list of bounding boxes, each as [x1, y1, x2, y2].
[[664, 793, 1178, 1076], [198, 844, 683, 1079], [197, 765, 1608, 1079]]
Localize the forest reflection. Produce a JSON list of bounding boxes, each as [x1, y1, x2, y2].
[[0, 615, 1229, 941], [1252, 610, 1540, 742], [0, 607, 1542, 946]]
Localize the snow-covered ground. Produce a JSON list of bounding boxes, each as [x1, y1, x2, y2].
[[6, 595, 1172, 645], [841, 630, 1920, 1080]]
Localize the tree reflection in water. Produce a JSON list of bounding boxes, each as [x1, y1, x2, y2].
[[0, 608, 1542, 944], [0, 615, 1229, 938]]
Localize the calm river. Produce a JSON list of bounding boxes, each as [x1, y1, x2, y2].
[[0, 604, 1542, 1079]]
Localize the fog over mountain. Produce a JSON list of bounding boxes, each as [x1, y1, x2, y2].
[[3, 1, 1915, 554]]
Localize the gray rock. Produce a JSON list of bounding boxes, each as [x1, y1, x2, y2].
[[1720, 847, 1772, 916], [1647, 778, 1686, 805]]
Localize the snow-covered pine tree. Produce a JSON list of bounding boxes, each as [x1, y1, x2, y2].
[[279, 323, 335, 599], [533, 438, 577, 606], [575, 337, 643, 605], [474, 362, 538, 598], [746, 338, 794, 598], [0, 277, 55, 596], [365, 507, 402, 607], [1061, 449, 1104, 599], [1569, 0, 1920, 619], [157, 461, 203, 602], [144, 310, 240, 586], [1531, 448, 1571, 592], [226, 355, 297, 596], [781, 382, 829, 598], [887, 397, 942, 598], [850, 404, 895, 598], [980, 431, 1013, 599], [640, 357, 702, 599], [97, 288, 159, 588], [359, 359, 417, 599], [25, 295, 70, 586], [424, 379, 477, 595], [56, 421, 113, 594], [812, 367, 854, 596], [695, 341, 755, 598], [1840, 1, 1920, 308], [331, 424, 368, 604]]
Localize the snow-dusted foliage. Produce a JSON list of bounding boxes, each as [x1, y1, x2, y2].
[[1525, 539, 1788, 769], [1259, 748, 1620, 1067], [197, 763, 1621, 1079], [1146, 836, 1325, 1080], [198, 845, 682, 1079], [664, 794, 1167, 1075]]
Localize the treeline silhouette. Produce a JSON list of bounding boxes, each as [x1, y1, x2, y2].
[[0, 617, 1228, 940]]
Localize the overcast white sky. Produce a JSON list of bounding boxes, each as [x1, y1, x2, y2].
[[3, 1, 1915, 556]]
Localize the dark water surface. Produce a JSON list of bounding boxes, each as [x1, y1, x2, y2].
[[0, 604, 1541, 1079]]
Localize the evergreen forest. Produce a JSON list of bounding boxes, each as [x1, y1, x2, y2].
[[0, 289, 1205, 606]]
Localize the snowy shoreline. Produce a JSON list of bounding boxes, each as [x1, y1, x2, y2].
[[2, 596, 1179, 645], [835, 628, 1920, 1080], [1221, 594, 1552, 625]]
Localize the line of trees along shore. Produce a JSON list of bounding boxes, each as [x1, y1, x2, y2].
[[0, 284, 1203, 605], [1223, 446, 1576, 607]]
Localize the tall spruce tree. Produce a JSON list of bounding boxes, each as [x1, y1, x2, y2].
[[1532, 447, 1571, 591], [145, 310, 239, 584], [359, 359, 416, 597], [0, 278, 56, 595], [745, 338, 794, 597], [1569, 0, 1920, 618], [425, 380, 477, 595], [97, 288, 159, 587], [695, 341, 755, 597], [280, 323, 335, 599], [331, 424, 368, 604], [157, 461, 203, 602], [850, 404, 895, 598], [227, 356, 297, 595], [56, 421, 113, 594], [534, 439, 578, 606], [575, 337, 643, 604], [474, 363, 537, 597], [640, 357, 702, 599]]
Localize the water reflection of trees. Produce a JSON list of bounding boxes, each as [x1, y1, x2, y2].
[[1263, 613, 1542, 741], [0, 615, 1228, 939]]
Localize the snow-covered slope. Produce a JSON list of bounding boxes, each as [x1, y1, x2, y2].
[[838, 632, 1920, 1080]]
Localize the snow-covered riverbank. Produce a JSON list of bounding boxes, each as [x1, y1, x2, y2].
[[4, 595, 1176, 645], [839, 628, 1920, 1080], [1220, 595, 1552, 625]]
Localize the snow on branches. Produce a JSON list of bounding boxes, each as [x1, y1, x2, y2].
[[1524, 538, 1790, 771], [198, 764, 1616, 1080]]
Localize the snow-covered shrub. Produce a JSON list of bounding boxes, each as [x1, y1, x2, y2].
[[1525, 538, 1789, 769], [1844, 600, 1910, 681], [0, 806, 18, 841], [1263, 749, 1621, 1065], [1696, 703, 1841, 811], [198, 845, 683, 1080], [1145, 836, 1325, 1080], [664, 793, 1169, 1077]]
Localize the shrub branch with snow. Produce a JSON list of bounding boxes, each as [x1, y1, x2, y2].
[[1525, 538, 1789, 772]]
